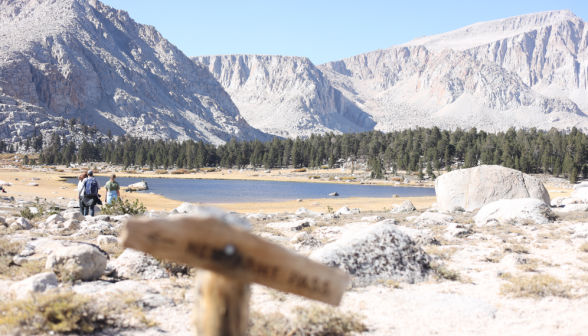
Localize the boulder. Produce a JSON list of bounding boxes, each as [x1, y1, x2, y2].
[[322, 213, 339, 221], [551, 197, 566, 207], [414, 212, 454, 226], [63, 219, 80, 230], [64, 211, 84, 221], [45, 244, 108, 281], [46, 214, 65, 223], [112, 214, 132, 222], [390, 200, 416, 213], [334, 206, 360, 215], [573, 182, 588, 190], [0, 217, 5, 226], [97, 235, 118, 245], [10, 217, 32, 230], [310, 222, 431, 285], [27, 183, 39, 186], [435, 165, 550, 212], [473, 198, 554, 226], [559, 204, 588, 212], [571, 188, 588, 201], [110, 249, 169, 280], [312, 226, 348, 241], [67, 201, 79, 208], [562, 198, 583, 205], [295, 207, 321, 216], [329, 192, 339, 197], [9, 272, 58, 300]]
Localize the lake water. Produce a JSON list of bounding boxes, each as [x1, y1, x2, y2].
[[66, 177, 436, 204]]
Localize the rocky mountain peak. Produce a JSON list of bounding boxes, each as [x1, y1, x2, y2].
[[401, 9, 582, 51]]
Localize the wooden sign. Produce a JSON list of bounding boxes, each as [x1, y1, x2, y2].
[[121, 216, 349, 306]]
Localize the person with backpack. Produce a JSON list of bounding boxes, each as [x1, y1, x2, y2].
[[77, 172, 89, 215], [104, 174, 121, 205], [81, 170, 103, 216]]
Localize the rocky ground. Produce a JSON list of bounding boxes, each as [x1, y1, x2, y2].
[[1, 194, 587, 335]]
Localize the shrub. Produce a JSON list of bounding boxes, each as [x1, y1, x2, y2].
[[170, 169, 188, 174], [579, 241, 588, 253], [249, 304, 366, 336], [504, 244, 529, 254], [101, 198, 146, 216], [339, 176, 356, 181], [292, 168, 307, 173], [200, 168, 216, 172], [19, 207, 35, 220], [123, 170, 139, 174], [500, 273, 571, 298], [155, 170, 168, 174], [308, 175, 321, 179]]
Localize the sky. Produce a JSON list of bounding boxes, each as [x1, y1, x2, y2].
[[101, 0, 588, 65]]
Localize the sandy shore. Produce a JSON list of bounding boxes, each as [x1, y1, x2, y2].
[[0, 170, 571, 214]]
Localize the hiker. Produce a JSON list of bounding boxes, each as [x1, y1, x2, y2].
[[81, 170, 102, 216], [0, 186, 6, 193], [77, 172, 88, 215], [104, 174, 121, 205]]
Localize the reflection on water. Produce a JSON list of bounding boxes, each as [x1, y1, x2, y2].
[[67, 177, 435, 204]]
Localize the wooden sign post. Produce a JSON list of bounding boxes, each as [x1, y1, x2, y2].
[[121, 216, 349, 336]]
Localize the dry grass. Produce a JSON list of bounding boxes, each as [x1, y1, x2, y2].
[[376, 279, 402, 289], [483, 251, 505, 263], [504, 244, 529, 254], [291, 168, 307, 173], [500, 273, 571, 299], [0, 238, 46, 280], [579, 242, 588, 253], [249, 304, 366, 336], [516, 258, 542, 272], [424, 246, 460, 260], [0, 290, 156, 335]]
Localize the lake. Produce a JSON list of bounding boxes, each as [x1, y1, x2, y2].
[[66, 177, 436, 204]]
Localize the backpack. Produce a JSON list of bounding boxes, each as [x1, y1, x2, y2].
[[85, 177, 99, 197]]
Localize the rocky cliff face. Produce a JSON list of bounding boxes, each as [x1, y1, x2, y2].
[[193, 55, 375, 138], [0, 0, 267, 145], [319, 10, 588, 133]]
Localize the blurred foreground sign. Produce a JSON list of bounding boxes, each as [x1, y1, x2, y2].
[[121, 216, 348, 306]]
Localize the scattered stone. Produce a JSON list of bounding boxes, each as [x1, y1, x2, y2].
[[9, 272, 58, 300], [94, 215, 111, 222], [361, 216, 384, 222], [97, 235, 118, 245], [322, 213, 339, 221], [67, 201, 79, 208], [294, 237, 323, 252], [398, 227, 438, 245], [110, 249, 169, 280], [312, 226, 348, 241], [46, 214, 65, 223], [474, 198, 554, 226], [10, 217, 31, 230], [64, 211, 84, 220], [335, 206, 360, 215], [558, 204, 588, 212], [415, 212, 454, 226], [290, 231, 310, 243], [310, 222, 431, 285], [27, 183, 39, 186], [435, 165, 550, 212], [444, 223, 473, 239], [45, 244, 108, 281], [266, 218, 314, 232], [295, 207, 321, 216], [390, 200, 416, 213]]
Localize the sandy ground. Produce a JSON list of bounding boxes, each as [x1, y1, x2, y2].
[[0, 170, 572, 215]]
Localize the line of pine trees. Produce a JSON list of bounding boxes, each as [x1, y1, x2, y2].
[[11, 126, 588, 182]]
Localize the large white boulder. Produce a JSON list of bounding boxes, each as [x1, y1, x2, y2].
[[558, 204, 588, 212], [309, 222, 431, 285], [45, 244, 108, 281], [571, 188, 588, 202], [10, 217, 32, 230], [435, 165, 550, 212], [9, 272, 58, 300], [473, 198, 554, 226]]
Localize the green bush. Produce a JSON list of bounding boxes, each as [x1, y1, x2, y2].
[[101, 198, 146, 216], [19, 207, 35, 220]]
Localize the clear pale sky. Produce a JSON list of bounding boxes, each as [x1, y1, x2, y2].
[[101, 0, 587, 65]]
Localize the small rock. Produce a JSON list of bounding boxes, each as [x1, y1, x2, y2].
[[415, 212, 454, 226], [27, 183, 39, 186], [291, 231, 310, 243], [322, 213, 339, 221], [46, 214, 65, 223], [64, 212, 84, 220], [10, 217, 32, 230], [360, 216, 384, 222], [390, 200, 416, 213], [329, 192, 339, 196], [97, 235, 118, 246], [67, 201, 79, 208]]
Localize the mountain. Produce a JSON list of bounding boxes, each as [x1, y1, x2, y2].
[[193, 55, 375, 138], [0, 0, 267, 145], [318, 10, 588, 133]]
